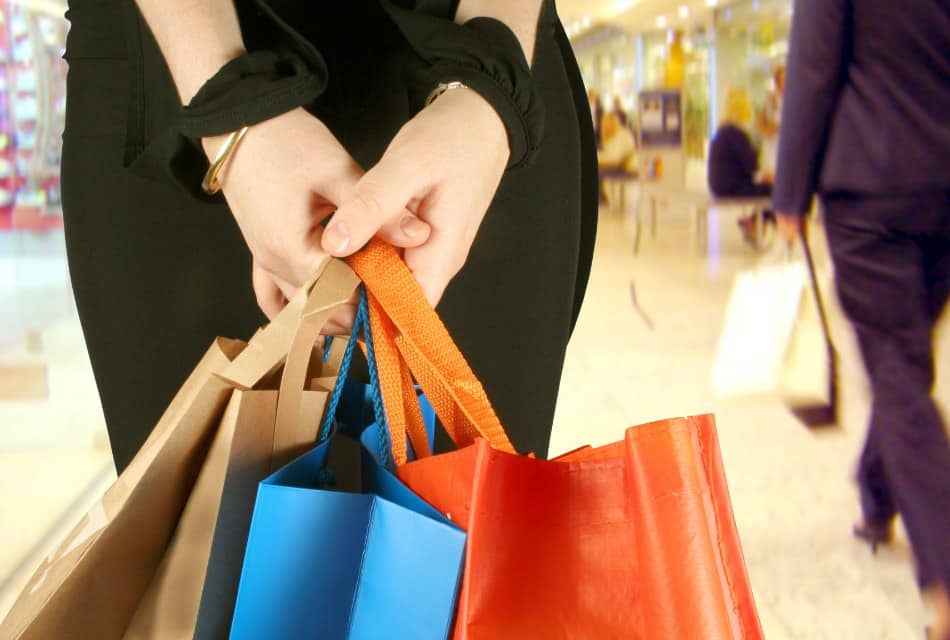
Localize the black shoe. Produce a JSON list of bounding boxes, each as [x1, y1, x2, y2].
[[853, 519, 894, 554]]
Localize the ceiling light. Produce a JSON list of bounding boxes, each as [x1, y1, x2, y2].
[[582, 15, 591, 27], [656, 15, 668, 28], [706, 0, 717, 6], [679, 5, 689, 18]]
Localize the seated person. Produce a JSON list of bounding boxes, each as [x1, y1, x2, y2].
[[708, 89, 774, 242], [598, 111, 637, 174], [598, 111, 638, 208]]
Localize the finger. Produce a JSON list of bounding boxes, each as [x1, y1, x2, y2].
[[402, 225, 469, 307], [322, 148, 429, 257], [253, 264, 286, 320], [282, 227, 332, 287], [313, 155, 364, 212], [375, 211, 432, 248], [323, 303, 358, 336], [271, 157, 359, 285], [269, 271, 299, 302]]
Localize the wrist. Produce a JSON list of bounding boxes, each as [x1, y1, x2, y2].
[[177, 45, 247, 106], [431, 86, 509, 161], [201, 131, 232, 160]]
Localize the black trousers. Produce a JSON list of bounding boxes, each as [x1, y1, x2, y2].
[[824, 191, 950, 588], [61, 0, 597, 472]]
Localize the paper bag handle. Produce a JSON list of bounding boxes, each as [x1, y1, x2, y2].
[[273, 260, 361, 466]]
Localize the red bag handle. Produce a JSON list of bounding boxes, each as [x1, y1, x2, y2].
[[346, 239, 516, 455]]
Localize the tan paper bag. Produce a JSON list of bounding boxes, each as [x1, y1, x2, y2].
[[0, 337, 243, 640], [124, 260, 359, 640], [0, 258, 359, 640]]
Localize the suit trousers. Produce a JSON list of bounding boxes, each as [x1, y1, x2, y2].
[[824, 191, 950, 588]]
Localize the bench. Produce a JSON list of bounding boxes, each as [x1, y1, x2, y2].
[[707, 195, 774, 250], [599, 168, 640, 211], [637, 184, 772, 254]]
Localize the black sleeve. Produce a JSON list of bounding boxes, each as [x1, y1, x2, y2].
[[123, 0, 329, 202], [381, 1, 545, 169], [773, 0, 848, 215]]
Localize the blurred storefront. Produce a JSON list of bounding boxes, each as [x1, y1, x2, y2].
[[0, 0, 109, 619], [571, 0, 791, 181], [712, 0, 791, 144], [0, 0, 66, 231]]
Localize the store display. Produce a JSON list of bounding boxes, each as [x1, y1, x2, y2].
[[0, 0, 66, 230]]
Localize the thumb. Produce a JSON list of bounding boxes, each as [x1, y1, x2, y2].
[[321, 151, 430, 257]]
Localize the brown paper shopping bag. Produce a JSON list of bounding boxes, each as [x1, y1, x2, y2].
[[0, 259, 359, 640], [124, 260, 359, 640], [0, 337, 242, 640]]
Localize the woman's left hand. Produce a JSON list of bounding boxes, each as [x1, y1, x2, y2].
[[320, 87, 510, 305]]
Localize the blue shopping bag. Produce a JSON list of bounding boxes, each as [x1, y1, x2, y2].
[[360, 393, 438, 506], [229, 290, 464, 640]]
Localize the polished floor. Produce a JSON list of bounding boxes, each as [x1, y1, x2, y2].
[[0, 203, 947, 637]]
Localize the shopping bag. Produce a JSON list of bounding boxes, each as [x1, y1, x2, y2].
[[346, 238, 764, 639], [712, 255, 807, 398], [394, 416, 761, 639], [779, 232, 838, 427], [0, 338, 241, 640], [228, 289, 465, 640], [125, 260, 358, 639], [0, 258, 354, 640]]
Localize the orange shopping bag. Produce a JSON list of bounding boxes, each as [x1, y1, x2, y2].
[[347, 239, 764, 639]]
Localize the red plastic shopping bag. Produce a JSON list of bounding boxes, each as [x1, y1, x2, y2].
[[346, 240, 763, 639]]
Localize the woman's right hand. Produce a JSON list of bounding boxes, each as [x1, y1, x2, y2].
[[202, 107, 432, 321]]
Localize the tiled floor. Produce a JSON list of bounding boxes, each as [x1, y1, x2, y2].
[[0, 208, 947, 637], [552, 203, 948, 639]]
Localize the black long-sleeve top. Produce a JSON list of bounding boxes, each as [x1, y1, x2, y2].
[[707, 124, 772, 198]]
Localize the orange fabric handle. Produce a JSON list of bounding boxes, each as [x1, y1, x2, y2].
[[346, 239, 515, 454], [365, 293, 431, 465]]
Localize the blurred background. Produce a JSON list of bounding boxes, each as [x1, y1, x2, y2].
[[0, 1, 946, 637]]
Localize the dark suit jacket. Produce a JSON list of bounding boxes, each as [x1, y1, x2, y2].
[[774, 1, 950, 214]]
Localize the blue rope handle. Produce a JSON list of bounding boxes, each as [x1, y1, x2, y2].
[[318, 323, 359, 443], [317, 286, 394, 469], [359, 292, 395, 470]]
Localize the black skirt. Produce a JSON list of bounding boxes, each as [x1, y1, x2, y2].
[[61, 0, 597, 472]]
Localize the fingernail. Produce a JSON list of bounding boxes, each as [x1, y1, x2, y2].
[[400, 215, 427, 238], [325, 222, 350, 254]]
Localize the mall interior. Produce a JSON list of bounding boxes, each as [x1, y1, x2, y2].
[[0, 1, 947, 638]]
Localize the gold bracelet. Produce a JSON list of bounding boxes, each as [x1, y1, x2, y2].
[[201, 125, 250, 195]]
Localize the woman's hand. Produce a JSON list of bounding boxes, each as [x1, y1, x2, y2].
[[320, 88, 510, 305], [203, 107, 432, 321]]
